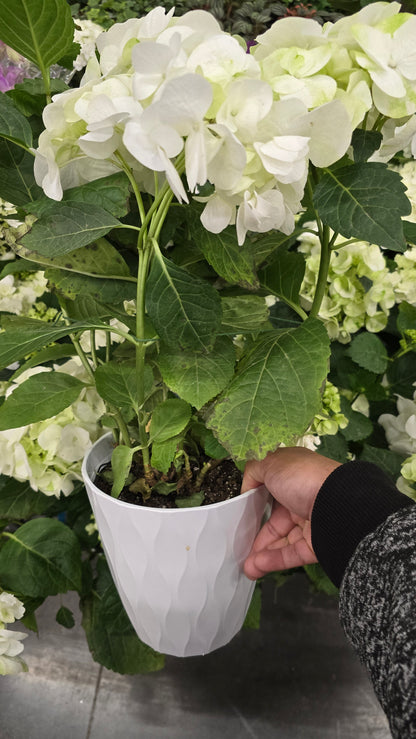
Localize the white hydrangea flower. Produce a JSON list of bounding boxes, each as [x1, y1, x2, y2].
[[0, 272, 48, 316], [0, 628, 27, 657], [378, 387, 416, 456], [0, 359, 106, 497], [73, 19, 104, 72], [0, 592, 25, 626]]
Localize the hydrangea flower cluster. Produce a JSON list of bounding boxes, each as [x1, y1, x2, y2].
[[311, 380, 348, 436], [34, 6, 360, 245], [378, 386, 416, 499], [0, 41, 34, 93], [298, 229, 398, 342], [0, 591, 27, 676], [0, 359, 106, 497]]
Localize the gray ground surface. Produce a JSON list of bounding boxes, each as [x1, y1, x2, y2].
[[0, 574, 390, 739]]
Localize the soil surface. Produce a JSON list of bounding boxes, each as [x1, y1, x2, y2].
[[95, 456, 242, 509]]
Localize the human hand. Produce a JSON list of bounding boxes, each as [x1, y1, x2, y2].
[[242, 448, 341, 580]]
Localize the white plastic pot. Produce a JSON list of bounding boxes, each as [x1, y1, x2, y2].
[[82, 433, 270, 657]]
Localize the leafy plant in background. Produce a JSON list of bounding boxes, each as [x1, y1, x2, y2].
[[0, 0, 415, 675]]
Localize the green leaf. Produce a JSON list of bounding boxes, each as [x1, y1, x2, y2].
[[403, 219, 416, 246], [0, 141, 42, 205], [313, 163, 411, 251], [95, 362, 153, 412], [0, 92, 33, 148], [351, 129, 382, 163], [56, 605, 75, 629], [27, 174, 132, 220], [10, 343, 78, 380], [220, 295, 270, 333], [397, 301, 416, 333], [151, 435, 182, 474], [176, 491, 204, 508], [0, 371, 84, 429], [20, 202, 122, 257], [208, 318, 330, 459], [340, 397, 373, 442], [0, 518, 82, 597], [149, 398, 192, 443], [0, 316, 109, 368], [81, 557, 164, 674], [251, 231, 299, 267], [258, 247, 305, 314], [360, 445, 406, 481], [7, 78, 68, 117], [46, 268, 137, 304], [110, 445, 135, 498], [146, 245, 222, 350], [0, 476, 56, 518], [0, 0, 75, 71], [317, 433, 349, 464], [158, 336, 236, 410], [304, 564, 338, 595], [347, 332, 388, 374], [243, 585, 262, 629], [386, 352, 416, 398], [193, 223, 258, 288]]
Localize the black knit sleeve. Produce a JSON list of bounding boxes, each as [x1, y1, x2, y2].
[[339, 506, 416, 738]]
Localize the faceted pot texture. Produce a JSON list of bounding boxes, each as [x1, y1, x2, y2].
[[82, 434, 270, 657]]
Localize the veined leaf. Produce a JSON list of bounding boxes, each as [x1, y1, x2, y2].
[[20, 202, 122, 257], [0, 0, 75, 71], [258, 248, 306, 315], [192, 222, 258, 288], [313, 163, 410, 251], [0, 141, 42, 205], [26, 173, 132, 219], [146, 244, 221, 350], [220, 295, 270, 334], [158, 336, 236, 410], [0, 518, 82, 597], [0, 371, 85, 429], [207, 318, 330, 459], [0, 93, 32, 148], [347, 332, 388, 374], [351, 129, 382, 163], [0, 316, 113, 368], [149, 398, 192, 443], [111, 445, 135, 498], [95, 363, 153, 411], [0, 476, 56, 518]]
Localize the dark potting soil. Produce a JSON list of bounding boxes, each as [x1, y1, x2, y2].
[[95, 457, 243, 509]]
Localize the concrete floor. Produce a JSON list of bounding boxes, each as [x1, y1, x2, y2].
[[0, 574, 390, 739]]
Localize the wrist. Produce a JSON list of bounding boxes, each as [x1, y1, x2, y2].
[[311, 460, 414, 588]]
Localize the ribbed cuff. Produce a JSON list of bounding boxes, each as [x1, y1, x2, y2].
[[311, 461, 414, 588]]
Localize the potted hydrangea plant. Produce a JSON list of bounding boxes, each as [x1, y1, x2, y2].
[[0, 0, 415, 666]]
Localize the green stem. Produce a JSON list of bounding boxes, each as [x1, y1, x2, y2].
[[309, 224, 331, 319]]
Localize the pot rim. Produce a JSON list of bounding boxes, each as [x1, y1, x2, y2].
[[82, 432, 264, 514]]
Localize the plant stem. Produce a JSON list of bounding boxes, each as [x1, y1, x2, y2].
[[309, 223, 331, 318]]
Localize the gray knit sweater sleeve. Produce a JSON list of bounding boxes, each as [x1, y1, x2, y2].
[[311, 461, 416, 737], [339, 506, 416, 738]]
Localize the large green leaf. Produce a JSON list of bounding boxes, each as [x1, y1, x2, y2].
[[351, 129, 382, 163], [0, 0, 75, 70], [17, 236, 136, 303], [26, 173, 132, 219], [207, 318, 330, 459], [149, 398, 192, 442], [258, 247, 306, 315], [81, 557, 164, 674], [158, 336, 236, 410], [0, 93, 33, 149], [347, 332, 388, 374], [20, 202, 122, 257], [220, 295, 270, 334], [0, 141, 42, 205], [0, 371, 85, 429], [146, 245, 222, 350], [192, 223, 258, 288], [0, 476, 56, 518], [0, 316, 111, 368], [0, 518, 82, 597], [7, 78, 68, 117], [95, 362, 153, 411], [313, 163, 411, 251]]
